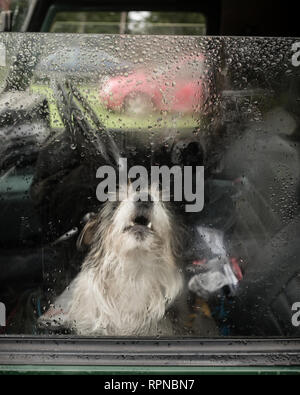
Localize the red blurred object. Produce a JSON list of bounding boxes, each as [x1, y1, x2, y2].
[[99, 54, 206, 114], [0, 0, 11, 11], [230, 257, 243, 281], [193, 259, 207, 266]]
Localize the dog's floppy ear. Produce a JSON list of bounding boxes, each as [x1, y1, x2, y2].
[[77, 213, 98, 250]]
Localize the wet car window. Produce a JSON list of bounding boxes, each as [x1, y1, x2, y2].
[[0, 33, 300, 337], [48, 11, 207, 35]]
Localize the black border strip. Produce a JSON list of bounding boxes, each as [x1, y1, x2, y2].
[[0, 337, 299, 366]]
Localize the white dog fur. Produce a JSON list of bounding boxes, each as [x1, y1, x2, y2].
[[39, 184, 189, 336]]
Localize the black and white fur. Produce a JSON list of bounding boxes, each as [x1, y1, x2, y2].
[[39, 184, 188, 336]]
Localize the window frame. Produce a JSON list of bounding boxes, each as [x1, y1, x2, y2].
[[0, 337, 300, 368], [0, 25, 300, 372], [24, 0, 221, 35]]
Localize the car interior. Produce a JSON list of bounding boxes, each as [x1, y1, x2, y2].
[[0, 0, 300, 343]]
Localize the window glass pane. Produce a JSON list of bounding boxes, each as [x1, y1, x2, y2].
[[0, 0, 32, 31], [49, 11, 207, 35], [0, 33, 299, 337]]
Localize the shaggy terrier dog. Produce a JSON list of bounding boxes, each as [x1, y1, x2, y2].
[[39, 184, 189, 336]]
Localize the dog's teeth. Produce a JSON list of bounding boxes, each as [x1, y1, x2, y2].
[[130, 221, 135, 227], [147, 222, 152, 229]]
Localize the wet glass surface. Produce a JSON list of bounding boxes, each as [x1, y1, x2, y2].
[[0, 33, 299, 337]]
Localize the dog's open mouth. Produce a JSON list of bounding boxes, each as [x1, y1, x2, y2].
[[124, 214, 153, 235]]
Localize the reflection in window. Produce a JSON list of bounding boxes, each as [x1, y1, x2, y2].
[[0, 34, 299, 338], [49, 11, 207, 35]]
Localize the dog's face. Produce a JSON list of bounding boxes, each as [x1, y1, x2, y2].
[[78, 183, 180, 265], [111, 184, 174, 254]]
